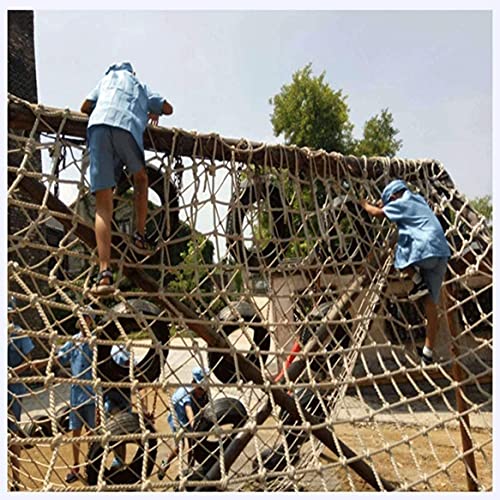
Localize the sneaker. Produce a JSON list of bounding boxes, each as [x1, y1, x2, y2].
[[408, 279, 429, 301], [65, 468, 79, 484], [89, 269, 116, 297], [417, 346, 433, 366], [158, 458, 169, 480]]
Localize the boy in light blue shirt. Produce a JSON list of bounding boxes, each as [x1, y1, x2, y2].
[[57, 311, 97, 483], [360, 179, 450, 365], [80, 61, 174, 296]]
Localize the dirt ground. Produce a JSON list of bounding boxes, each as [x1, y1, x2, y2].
[[11, 410, 492, 492]]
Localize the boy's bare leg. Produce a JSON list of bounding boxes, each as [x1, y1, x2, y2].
[[133, 167, 148, 237], [95, 188, 114, 275], [424, 296, 439, 351]]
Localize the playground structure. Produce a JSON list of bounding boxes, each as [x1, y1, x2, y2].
[[7, 93, 492, 492]]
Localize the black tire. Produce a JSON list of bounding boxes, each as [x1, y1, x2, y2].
[[208, 301, 270, 384], [191, 397, 248, 469], [86, 412, 157, 486], [115, 164, 179, 245], [252, 444, 301, 473], [22, 402, 71, 444], [226, 179, 290, 269], [56, 403, 71, 433], [279, 388, 326, 452], [23, 415, 52, 441], [298, 302, 351, 374], [98, 299, 170, 384], [176, 465, 220, 492]]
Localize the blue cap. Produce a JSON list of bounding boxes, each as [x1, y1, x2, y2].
[[192, 366, 208, 384], [105, 62, 134, 75], [381, 179, 408, 206]]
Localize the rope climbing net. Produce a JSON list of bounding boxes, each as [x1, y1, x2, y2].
[[7, 94, 492, 492]]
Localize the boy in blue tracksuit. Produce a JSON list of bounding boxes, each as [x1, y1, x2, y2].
[[360, 179, 450, 365], [57, 311, 97, 483], [80, 61, 174, 297], [7, 297, 35, 490]]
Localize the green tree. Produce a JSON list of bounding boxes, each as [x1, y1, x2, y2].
[[269, 64, 402, 158], [354, 108, 403, 157], [470, 195, 492, 226], [269, 64, 354, 154]]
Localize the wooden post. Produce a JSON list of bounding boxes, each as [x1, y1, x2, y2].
[[443, 284, 479, 491]]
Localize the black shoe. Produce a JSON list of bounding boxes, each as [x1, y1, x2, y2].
[[65, 468, 80, 483], [408, 280, 429, 301]]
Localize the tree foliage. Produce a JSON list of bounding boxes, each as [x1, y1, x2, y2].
[[354, 108, 402, 157], [270, 64, 402, 157], [470, 195, 492, 226], [269, 64, 354, 154]]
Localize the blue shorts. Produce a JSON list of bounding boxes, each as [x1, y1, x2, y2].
[[88, 125, 145, 193], [69, 403, 96, 430], [414, 257, 448, 304]]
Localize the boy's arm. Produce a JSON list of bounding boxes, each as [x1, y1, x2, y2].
[[360, 199, 386, 219], [80, 99, 96, 115], [185, 403, 195, 430]]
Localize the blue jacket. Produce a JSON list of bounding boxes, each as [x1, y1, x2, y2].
[[382, 185, 450, 269]]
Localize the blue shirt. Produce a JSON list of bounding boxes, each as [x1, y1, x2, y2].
[[169, 386, 194, 429], [58, 332, 95, 407], [86, 62, 165, 152], [383, 189, 450, 269], [8, 323, 35, 402]]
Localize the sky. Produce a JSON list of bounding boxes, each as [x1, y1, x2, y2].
[[32, 9, 492, 199]]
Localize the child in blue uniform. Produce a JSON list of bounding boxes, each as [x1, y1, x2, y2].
[[158, 366, 209, 480], [80, 61, 174, 296], [7, 297, 35, 490], [57, 311, 97, 483], [360, 179, 450, 365]]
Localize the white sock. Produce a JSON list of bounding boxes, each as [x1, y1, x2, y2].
[[422, 346, 433, 359]]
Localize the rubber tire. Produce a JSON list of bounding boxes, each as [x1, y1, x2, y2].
[[208, 301, 270, 384], [298, 302, 351, 374], [226, 179, 290, 269], [279, 388, 326, 452], [98, 299, 170, 384], [191, 397, 249, 469], [252, 444, 301, 473], [86, 411, 157, 486]]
